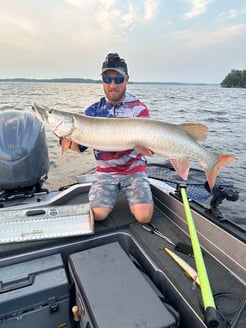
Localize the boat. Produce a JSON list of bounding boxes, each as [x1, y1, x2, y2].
[[0, 110, 245, 328]]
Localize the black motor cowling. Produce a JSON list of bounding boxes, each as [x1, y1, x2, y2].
[[0, 110, 49, 191]]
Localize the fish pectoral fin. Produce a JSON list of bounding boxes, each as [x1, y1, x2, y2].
[[170, 159, 190, 180], [61, 138, 72, 156], [179, 123, 208, 142], [135, 146, 154, 156]]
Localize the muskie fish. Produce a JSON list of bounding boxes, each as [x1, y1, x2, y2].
[[32, 103, 237, 190]]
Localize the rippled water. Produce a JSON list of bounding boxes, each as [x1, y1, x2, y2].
[[0, 82, 245, 222]]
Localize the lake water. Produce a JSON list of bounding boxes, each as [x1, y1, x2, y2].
[[0, 82, 245, 223]]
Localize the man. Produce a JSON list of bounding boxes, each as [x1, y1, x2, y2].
[[68, 53, 154, 223]]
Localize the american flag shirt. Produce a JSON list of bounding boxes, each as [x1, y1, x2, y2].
[[80, 92, 150, 174]]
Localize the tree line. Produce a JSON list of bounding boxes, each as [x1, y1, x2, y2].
[[221, 69, 246, 88]]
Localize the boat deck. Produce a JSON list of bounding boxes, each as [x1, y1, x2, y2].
[[0, 184, 245, 327]]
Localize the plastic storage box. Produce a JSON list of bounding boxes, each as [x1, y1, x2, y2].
[[68, 241, 178, 328], [0, 253, 71, 327]]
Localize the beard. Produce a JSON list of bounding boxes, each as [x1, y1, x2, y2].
[[103, 85, 127, 104]]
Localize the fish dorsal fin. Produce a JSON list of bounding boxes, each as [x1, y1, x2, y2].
[[179, 123, 208, 142]]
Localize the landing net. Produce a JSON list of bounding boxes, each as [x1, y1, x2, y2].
[[147, 162, 233, 202]]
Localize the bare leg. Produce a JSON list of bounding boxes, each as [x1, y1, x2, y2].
[[92, 207, 112, 221], [130, 203, 154, 224]]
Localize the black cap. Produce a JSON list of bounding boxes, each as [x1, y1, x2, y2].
[[102, 53, 128, 76]]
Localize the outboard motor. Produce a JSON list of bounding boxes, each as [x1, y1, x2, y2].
[[0, 110, 49, 195]]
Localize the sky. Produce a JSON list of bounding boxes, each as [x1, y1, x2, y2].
[[1, 0, 245, 83]]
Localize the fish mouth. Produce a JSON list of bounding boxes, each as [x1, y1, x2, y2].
[[32, 103, 64, 133], [32, 103, 50, 122]]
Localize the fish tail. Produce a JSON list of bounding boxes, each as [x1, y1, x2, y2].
[[206, 154, 238, 191]]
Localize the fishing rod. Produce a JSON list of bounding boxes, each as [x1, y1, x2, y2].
[[179, 185, 226, 328]]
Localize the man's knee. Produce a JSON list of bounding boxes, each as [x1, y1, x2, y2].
[[92, 207, 112, 221], [130, 203, 154, 224]]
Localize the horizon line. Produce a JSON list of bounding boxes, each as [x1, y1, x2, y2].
[[0, 77, 219, 85]]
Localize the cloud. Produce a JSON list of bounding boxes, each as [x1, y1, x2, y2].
[[0, 12, 43, 54], [215, 7, 246, 22], [63, 0, 97, 9], [95, 0, 160, 32], [0, 0, 161, 78], [143, 1, 159, 21], [54, 1, 160, 45], [0, 15, 34, 34], [1, 1, 244, 82], [189, 23, 246, 48], [164, 22, 246, 51], [0, 0, 160, 58], [183, 0, 211, 19], [63, 0, 159, 30]]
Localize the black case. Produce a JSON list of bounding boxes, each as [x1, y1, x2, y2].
[[69, 241, 178, 328], [0, 253, 71, 328]]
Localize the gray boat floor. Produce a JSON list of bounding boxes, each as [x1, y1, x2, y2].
[[0, 190, 245, 327]]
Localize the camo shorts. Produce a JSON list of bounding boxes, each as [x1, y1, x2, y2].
[[89, 172, 153, 209]]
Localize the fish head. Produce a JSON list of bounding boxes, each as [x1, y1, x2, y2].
[[32, 103, 50, 122], [32, 103, 74, 137]]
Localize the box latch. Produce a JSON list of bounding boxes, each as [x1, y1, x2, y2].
[[48, 296, 58, 313]]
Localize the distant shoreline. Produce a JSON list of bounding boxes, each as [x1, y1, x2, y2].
[[0, 78, 219, 86]]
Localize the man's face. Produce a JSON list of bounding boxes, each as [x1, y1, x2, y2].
[[102, 70, 129, 105]]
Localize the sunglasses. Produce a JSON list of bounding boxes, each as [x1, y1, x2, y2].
[[102, 75, 125, 84]]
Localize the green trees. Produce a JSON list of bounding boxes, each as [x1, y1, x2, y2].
[[221, 69, 246, 88]]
